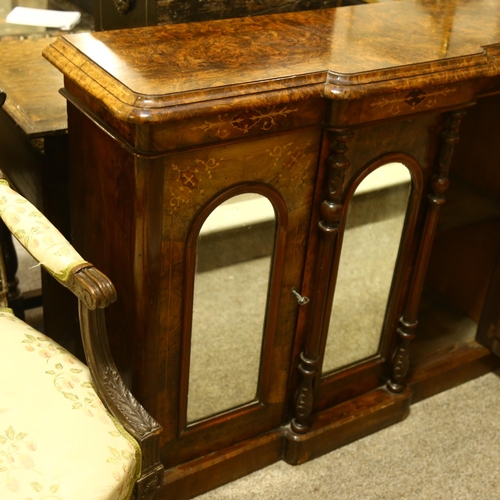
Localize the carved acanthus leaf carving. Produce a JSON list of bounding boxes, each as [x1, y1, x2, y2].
[[101, 366, 161, 437]]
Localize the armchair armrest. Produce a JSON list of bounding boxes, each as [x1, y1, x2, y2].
[[0, 179, 114, 309], [0, 179, 86, 279]]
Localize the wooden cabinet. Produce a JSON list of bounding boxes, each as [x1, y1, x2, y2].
[[44, 1, 500, 497]]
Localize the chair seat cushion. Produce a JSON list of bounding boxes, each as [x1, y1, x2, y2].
[[0, 310, 140, 500]]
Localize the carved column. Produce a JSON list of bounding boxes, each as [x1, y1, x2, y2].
[[387, 109, 466, 393], [291, 129, 353, 434]]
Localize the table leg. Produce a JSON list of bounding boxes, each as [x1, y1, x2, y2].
[[0, 219, 24, 319]]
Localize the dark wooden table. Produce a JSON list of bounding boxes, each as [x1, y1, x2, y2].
[[0, 36, 80, 349], [0, 37, 66, 207]]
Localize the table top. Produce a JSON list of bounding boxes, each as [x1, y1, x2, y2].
[[0, 37, 67, 137], [44, 0, 500, 124]]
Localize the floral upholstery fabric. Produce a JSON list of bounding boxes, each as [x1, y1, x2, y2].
[[0, 180, 87, 282], [0, 310, 140, 499]]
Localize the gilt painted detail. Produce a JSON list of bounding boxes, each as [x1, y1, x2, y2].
[[167, 158, 223, 214], [192, 106, 299, 139], [370, 87, 457, 115]]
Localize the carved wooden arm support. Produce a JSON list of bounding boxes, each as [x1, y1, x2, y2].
[[79, 306, 164, 496], [69, 264, 117, 310]]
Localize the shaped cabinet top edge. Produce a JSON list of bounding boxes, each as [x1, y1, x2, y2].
[[43, 0, 500, 125]]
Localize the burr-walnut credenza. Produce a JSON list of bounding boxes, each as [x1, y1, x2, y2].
[[44, 1, 500, 497]]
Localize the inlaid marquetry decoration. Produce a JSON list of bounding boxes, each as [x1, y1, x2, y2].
[[167, 157, 224, 214], [191, 106, 299, 139], [370, 87, 458, 116], [40, 1, 500, 493], [165, 131, 319, 217], [267, 140, 313, 187]]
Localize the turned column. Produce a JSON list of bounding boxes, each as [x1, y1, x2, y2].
[[291, 128, 354, 434], [387, 109, 467, 393]]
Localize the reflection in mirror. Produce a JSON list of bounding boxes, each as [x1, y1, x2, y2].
[[323, 163, 412, 374], [187, 194, 276, 423]]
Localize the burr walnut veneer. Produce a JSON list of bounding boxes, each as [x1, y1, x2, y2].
[[44, 1, 500, 497]]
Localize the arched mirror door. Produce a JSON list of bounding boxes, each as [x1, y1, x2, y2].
[[322, 163, 412, 374], [187, 193, 276, 423], [161, 128, 321, 470], [306, 155, 423, 419]]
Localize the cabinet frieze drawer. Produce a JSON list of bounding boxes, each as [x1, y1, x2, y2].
[[146, 98, 326, 152], [329, 82, 475, 127]]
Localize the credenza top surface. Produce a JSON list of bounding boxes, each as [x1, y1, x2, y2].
[[44, 0, 500, 122]]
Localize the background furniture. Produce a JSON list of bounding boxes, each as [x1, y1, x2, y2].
[[44, 1, 500, 498], [92, 0, 358, 31], [0, 0, 94, 38], [0, 37, 80, 349]]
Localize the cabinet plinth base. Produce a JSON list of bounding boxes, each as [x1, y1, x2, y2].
[[159, 429, 284, 500], [408, 341, 500, 404], [284, 387, 412, 466], [156, 387, 412, 499]]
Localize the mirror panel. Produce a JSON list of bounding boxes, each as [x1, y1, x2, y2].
[[322, 163, 412, 374], [187, 194, 276, 423]]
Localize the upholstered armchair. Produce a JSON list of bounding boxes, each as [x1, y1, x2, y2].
[[0, 177, 163, 499]]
